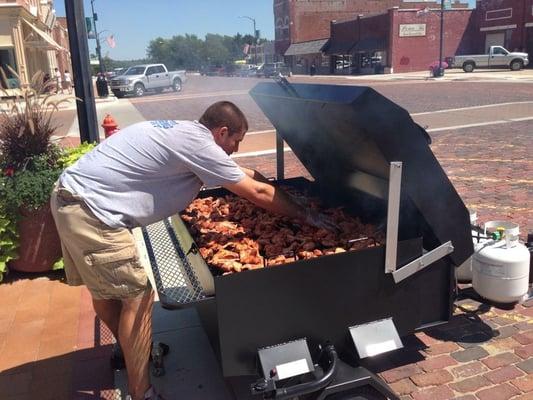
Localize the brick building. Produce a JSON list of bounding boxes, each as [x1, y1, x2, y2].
[[276, 0, 472, 74], [475, 0, 533, 57], [53, 17, 71, 82], [390, 7, 476, 72], [274, 0, 402, 64], [324, 6, 475, 74]]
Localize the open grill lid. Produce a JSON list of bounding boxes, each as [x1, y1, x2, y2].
[[249, 81, 473, 267]]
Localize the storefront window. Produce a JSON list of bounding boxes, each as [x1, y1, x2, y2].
[[0, 47, 20, 88], [336, 55, 351, 70]]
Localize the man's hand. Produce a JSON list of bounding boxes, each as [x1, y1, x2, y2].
[[287, 192, 309, 208], [304, 209, 339, 232]]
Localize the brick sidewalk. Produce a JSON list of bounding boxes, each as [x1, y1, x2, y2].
[[0, 272, 116, 399], [372, 292, 533, 400]]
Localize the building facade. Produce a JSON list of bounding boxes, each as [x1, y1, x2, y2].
[[476, 0, 533, 56], [390, 7, 476, 72], [276, 0, 473, 74], [0, 0, 69, 89], [274, 0, 403, 57], [53, 16, 71, 81]]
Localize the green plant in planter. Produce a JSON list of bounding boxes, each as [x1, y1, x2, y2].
[[0, 68, 80, 280], [49, 142, 97, 272], [59, 142, 96, 168], [0, 202, 18, 282]]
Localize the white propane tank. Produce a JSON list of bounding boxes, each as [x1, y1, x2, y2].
[[472, 221, 531, 303], [456, 211, 488, 282]]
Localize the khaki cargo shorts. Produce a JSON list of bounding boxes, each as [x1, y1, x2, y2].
[[50, 184, 149, 300]]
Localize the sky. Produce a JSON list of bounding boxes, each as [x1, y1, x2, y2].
[[53, 0, 275, 60], [53, 0, 477, 61]]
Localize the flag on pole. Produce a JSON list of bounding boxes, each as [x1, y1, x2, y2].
[[106, 35, 116, 48], [243, 43, 250, 55]]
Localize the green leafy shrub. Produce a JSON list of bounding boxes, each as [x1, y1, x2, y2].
[[0, 204, 18, 282], [59, 142, 96, 168], [0, 68, 95, 282]]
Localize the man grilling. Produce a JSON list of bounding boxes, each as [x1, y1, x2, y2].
[[50, 101, 334, 400]]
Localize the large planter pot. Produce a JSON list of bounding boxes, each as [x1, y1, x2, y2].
[[8, 203, 62, 273]]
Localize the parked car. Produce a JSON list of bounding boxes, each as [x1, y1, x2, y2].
[[200, 65, 226, 76], [235, 64, 260, 77], [257, 62, 290, 78], [109, 63, 187, 97], [448, 46, 529, 72]]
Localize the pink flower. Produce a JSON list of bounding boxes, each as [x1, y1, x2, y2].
[[4, 167, 15, 177]]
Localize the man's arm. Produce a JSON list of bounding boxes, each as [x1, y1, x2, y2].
[[223, 175, 303, 220], [225, 173, 339, 232], [240, 166, 272, 185]]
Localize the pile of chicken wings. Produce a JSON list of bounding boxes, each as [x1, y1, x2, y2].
[[181, 190, 383, 274]]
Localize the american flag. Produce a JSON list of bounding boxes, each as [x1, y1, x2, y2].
[[106, 35, 116, 48]]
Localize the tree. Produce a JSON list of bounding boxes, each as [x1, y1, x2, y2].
[[145, 32, 265, 70], [203, 34, 231, 66]]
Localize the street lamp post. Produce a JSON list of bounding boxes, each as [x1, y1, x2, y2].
[[90, 0, 105, 73], [417, 1, 445, 77], [239, 16, 257, 65], [64, 0, 99, 143], [437, 0, 445, 77]]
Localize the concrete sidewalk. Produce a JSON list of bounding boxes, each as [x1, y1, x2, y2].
[[55, 96, 146, 142], [293, 68, 533, 83], [0, 92, 117, 113]]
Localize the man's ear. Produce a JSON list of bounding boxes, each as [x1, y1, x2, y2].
[[218, 126, 229, 137], [212, 126, 229, 139]]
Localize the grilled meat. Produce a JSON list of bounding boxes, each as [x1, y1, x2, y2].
[[181, 190, 383, 274]]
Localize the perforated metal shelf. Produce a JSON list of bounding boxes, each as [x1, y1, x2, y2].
[[142, 218, 207, 308]]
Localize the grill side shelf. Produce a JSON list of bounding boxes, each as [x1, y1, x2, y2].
[[142, 218, 211, 309]]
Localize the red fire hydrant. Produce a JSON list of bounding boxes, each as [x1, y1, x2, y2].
[[102, 114, 119, 138]]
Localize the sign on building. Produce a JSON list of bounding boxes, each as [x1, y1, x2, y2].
[[399, 24, 426, 37]]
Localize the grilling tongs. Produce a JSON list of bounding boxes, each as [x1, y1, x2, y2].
[[273, 73, 299, 98]]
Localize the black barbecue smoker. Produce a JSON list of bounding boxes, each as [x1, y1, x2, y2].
[[142, 81, 473, 400]]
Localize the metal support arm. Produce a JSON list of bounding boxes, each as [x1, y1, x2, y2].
[[384, 161, 454, 282]]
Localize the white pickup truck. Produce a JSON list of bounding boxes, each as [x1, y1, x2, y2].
[[109, 63, 187, 98], [448, 46, 529, 72]]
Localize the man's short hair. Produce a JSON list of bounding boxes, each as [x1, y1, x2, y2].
[[199, 101, 248, 136]]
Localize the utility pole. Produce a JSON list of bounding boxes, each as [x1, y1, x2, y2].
[[90, 0, 105, 73]]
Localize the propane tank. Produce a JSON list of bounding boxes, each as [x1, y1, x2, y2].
[[456, 210, 488, 282], [472, 221, 531, 303]]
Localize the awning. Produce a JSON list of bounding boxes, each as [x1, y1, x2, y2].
[[22, 19, 65, 51], [323, 39, 357, 55], [284, 39, 329, 56], [352, 37, 387, 53]]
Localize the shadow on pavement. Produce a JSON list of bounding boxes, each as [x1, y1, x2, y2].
[[1, 332, 116, 400]]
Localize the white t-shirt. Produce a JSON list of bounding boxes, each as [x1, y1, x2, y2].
[[60, 120, 245, 228]]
